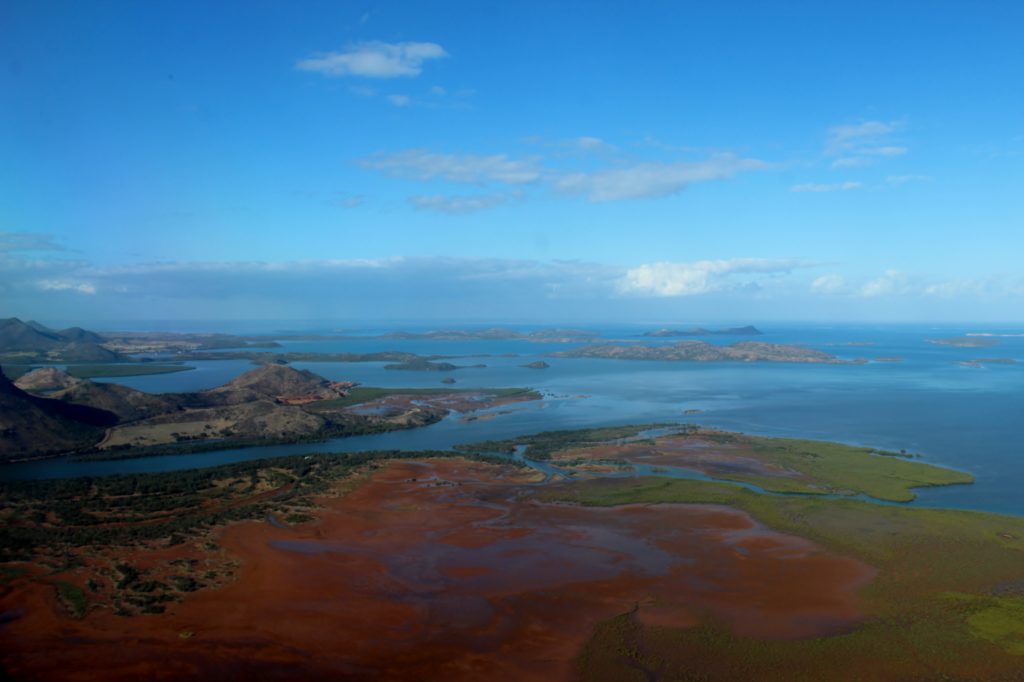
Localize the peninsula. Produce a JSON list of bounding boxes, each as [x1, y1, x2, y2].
[[1, 364, 539, 463], [928, 337, 1001, 348]]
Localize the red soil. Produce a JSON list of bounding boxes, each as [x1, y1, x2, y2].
[[556, 436, 803, 479], [0, 459, 873, 681]]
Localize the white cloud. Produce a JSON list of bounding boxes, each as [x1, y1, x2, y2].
[[359, 149, 541, 184], [37, 279, 96, 295], [618, 258, 803, 297], [864, 146, 908, 157], [826, 120, 902, 155], [410, 190, 523, 214], [569, 136, 611, 152], [886, 174, 930, 185], [0, 231, 65, 253], [923, 279, 986, 297], [832, 146, 907, 169], [296, 41, 447, 78], [860, 270, 916, 298], [830, 157, 873, 169], [811, 274, 848, 294], [812, 269, 1011, 300], [555, 154, 767, 202], [823, 119, 908, 170], [791, 182, 863, 193], [387, 94, 411, 107]]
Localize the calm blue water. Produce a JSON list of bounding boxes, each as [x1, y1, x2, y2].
[[4, 323, 1023, 515]]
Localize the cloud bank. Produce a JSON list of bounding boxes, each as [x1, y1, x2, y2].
[[619, 259, 805, 296], [297, 41, 447, 78]]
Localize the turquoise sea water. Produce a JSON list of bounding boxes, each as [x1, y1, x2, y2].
[[3, 323, 1023, 515]]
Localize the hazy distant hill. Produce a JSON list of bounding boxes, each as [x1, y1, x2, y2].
[[0, 318, 122, 362], [56, 326, 107, 344], [0, 317, 65, 351], [0, 367, 117, 462], [379, 328, 600, 342], [644, 325, 763, 337]]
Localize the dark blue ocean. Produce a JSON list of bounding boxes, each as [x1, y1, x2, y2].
[[4, 323, 1023, 516]]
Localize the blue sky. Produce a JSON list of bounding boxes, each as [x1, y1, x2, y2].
[[2, 1, 1023, 324]]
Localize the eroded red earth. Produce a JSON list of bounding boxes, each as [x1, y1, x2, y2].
[[556, 435, 804, 480], [0, 460, 874, 681]]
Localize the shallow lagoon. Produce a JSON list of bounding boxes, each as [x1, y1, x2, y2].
[[4, 324, 1023, 515]]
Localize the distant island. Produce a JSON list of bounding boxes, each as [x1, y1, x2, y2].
[[384, 358, 487, 372], [643, 325, 763, 337], [552, 341, 860, 364], [0, 317, 278, 365], [958, 358, 1018, 368], [0, 364, 538, 463], [521, 361, 550, 369], [376, 328, 601, 343], [927, 337, 1001, 348]]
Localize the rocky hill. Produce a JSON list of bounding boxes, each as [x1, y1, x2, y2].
[[0, 368, 117, 462], [15, 367, 180, 422], [204, 364, 354, 405]]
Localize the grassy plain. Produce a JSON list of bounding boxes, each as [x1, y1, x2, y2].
[[307, 386, 541, 411], [529, 427, 974, 502], [539, 475, 1024, 680]]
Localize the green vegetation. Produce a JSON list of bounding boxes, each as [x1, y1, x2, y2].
[[942, 593, 1024, 655], [493, 426, 972, 502], [0, 448, 526, 619], [65, 363, 195, 379], [308, 386, 540, 411], [457, 423, 680, 460], [55, 580, 87, 618], [0, 449, 521, 556], [707, 432, 972, 502], [384, 358, 459, 371], [0, 565, 27, 584], [539, 476, 1024, 680]]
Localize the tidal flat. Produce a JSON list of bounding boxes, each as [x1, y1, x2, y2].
[[2, 428, 1023, 680]]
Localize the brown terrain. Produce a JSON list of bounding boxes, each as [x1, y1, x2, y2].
[[553, 340, 862, 364], [553, 433, 810, 481], [6, 364, 538, 458], [0, 458, 874, 681], [0, 370, 117, 462]]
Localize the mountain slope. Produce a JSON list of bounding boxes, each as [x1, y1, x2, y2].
[[15, 367, 179, 422], [204, 364, 352, 405], [0, 368, 116, 462], [0, 318, 122, 362]]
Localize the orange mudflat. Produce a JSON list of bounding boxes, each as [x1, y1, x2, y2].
[[0, 459, 873, 681]]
